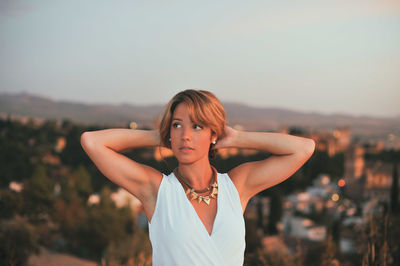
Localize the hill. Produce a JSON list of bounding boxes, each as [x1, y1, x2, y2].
[[1, 92, 399, 139]]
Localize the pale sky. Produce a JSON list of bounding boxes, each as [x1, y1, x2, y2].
[[1, 0, 399, 117]]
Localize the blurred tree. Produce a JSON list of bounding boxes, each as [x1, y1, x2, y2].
[[61, 119, 76, 132], [256, 199, 264, 232], [0, 218, 40, 266], [71, 165, 93, 200], [391, 162, 398, 213], [358, 213, 400, 266], [0, 189, 23, 220], [103, 230, 152, 266], [0, 120, 34, 187], [289, 126, 305, 136], [77, 187, 135, 260], [320, 234, 339, 266], [52, 193, 88, 253], [244, 216, 261, 254], [60, 124, 90, 167], [267, 189, 283, 235], [23, 164, 55, 216], [35, 120, 60, 151]]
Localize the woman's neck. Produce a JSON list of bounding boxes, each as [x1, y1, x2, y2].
[[177, 160, 214, 190]]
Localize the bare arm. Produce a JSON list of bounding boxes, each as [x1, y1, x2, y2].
[[216, 126, 315, 210], [80, 129, 162, 206]]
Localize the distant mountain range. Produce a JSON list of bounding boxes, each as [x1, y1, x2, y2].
[[1, 92, 399, 139]]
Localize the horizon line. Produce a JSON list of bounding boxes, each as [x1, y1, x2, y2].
[[1, 90, 399, 120]]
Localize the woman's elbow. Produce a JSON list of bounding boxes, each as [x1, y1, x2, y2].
[[80, 131, 96, 151], [303, 138, 316, 157]]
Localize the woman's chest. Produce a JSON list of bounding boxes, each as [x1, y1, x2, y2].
[[189, 197, 218, 235]]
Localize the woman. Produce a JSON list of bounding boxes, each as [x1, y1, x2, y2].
[[81, 89, 315, 265]]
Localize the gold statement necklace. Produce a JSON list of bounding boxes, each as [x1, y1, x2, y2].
[[174, 166, 218, 205]]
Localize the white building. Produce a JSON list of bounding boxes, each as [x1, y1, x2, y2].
[[282, 215, 327, 241]]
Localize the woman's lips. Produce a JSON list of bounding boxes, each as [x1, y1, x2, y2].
[[179, 146, 194, 153]]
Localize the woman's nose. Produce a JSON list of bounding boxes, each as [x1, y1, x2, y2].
[[181, 127, 192, 140]]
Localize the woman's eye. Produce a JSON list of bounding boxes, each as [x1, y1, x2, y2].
[[172, 123, 181, 128], [193, 125, 203, 130]]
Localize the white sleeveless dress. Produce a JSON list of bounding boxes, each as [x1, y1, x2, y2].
[[148, 172, 246, 266]]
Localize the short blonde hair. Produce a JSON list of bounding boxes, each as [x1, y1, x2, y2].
[[159, 89, 226, 158]]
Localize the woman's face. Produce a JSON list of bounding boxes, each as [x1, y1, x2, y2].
[[170, 103, 215, 165]]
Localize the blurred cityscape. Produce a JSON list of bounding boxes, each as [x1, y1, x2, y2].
[[1, 111, 399, 266]]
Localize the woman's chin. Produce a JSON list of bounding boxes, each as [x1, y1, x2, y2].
[[176, 157, 196, 165]]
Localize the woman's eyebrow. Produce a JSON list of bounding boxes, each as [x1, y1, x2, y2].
[[172, 118, 183, 121]]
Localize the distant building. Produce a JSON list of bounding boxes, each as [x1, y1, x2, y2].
[[333, 127, 351, 151], [385, 133, 400, 150], [311, 127, 351, 157], [344, 143, 398, 202], [282, 215, 327, 241], [285, 174, 338, 215], [344, 144, 365, 181], [344, 143, 365, 201], [363, 141, 385, 154], [343, 143, 365, 201], [364, 161, 396, 202]]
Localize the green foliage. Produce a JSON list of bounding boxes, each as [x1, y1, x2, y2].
[[59, 124, 90, 167], [103, 231, 152, 266], [0, 120, 34, 187], [52, 186, 136, 260], [0, 218, 40, 266], [23, 164, 55, 216], [71, 165, 93, 199], [52, 194, 88, 252], [80, 193, 135, 259], [0, 189, 23, 219]]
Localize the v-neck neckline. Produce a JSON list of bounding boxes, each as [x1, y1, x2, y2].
[[173, 172, 221, 237]]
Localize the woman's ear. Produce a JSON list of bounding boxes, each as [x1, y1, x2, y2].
[[211, 131, 217, 142]]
